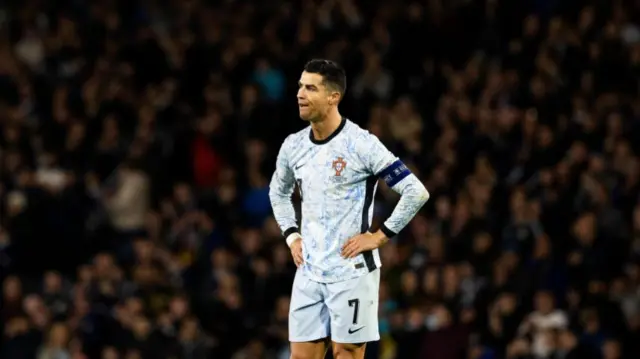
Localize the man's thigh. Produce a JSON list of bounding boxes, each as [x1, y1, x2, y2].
[[290, 340, 329, 359], [289, 270, 330, 343], [331, 342, 366, 359], [326, 269, 381, 344]]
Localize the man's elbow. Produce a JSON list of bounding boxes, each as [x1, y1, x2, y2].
[[268, 188, 288, 205], [416, 184, 430, 206], [268, 186, 278, 200], [397, 176, 430, 206], [268, 193, 280, 206]]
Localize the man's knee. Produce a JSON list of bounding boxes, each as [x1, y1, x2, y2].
[[332, 342, 366, 359]]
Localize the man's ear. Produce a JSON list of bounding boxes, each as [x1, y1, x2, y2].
[[328, 91, 341, 106]]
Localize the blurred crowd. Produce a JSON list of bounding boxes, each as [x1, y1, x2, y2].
[[1, 0, 640, 358]]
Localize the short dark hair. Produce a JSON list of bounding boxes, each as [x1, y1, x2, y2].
[[303, 59, 347, 97]]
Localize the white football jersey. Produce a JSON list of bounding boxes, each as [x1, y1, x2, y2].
[[269, 118, 429, 283]]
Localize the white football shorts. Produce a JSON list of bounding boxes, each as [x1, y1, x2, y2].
[[288, 268, 380, 344]]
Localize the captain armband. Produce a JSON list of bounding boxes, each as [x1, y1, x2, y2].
[[378, 160, 411, 187]]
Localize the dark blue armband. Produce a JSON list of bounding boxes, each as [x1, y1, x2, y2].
[[377, 160, 411, 187]]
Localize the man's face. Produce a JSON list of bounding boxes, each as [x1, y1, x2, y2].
[[297, 71, 338, 122]]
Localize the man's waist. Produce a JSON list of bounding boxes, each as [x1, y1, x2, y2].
[[302, 257, 364, 268], [301, 263, 366, 283], [299, 229, 360, 242]]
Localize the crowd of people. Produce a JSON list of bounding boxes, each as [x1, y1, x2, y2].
[[1, 0, 640, 358]]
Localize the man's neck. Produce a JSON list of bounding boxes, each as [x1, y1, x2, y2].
[[311, 111, 342, 141]]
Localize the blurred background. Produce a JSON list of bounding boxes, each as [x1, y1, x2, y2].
[[1, 0, 640, 358]]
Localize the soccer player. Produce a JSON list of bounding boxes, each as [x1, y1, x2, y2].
[[269, 59, 429, 359]]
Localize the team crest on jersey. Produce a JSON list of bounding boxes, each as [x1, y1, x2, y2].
[[331, 157, 347, 182]]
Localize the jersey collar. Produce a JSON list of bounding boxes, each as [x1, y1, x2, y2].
[[309, 117, 347, 145]]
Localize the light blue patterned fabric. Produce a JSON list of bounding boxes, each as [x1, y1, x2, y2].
[[269, 119, 429, 283]]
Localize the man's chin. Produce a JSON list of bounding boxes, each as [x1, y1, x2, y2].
[[299, 112, 312, 121], [300, 111, 322, 123]]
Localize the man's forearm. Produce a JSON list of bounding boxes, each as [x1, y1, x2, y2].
[[269, 195, 298, 237], [381, 175, 430, 238]]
